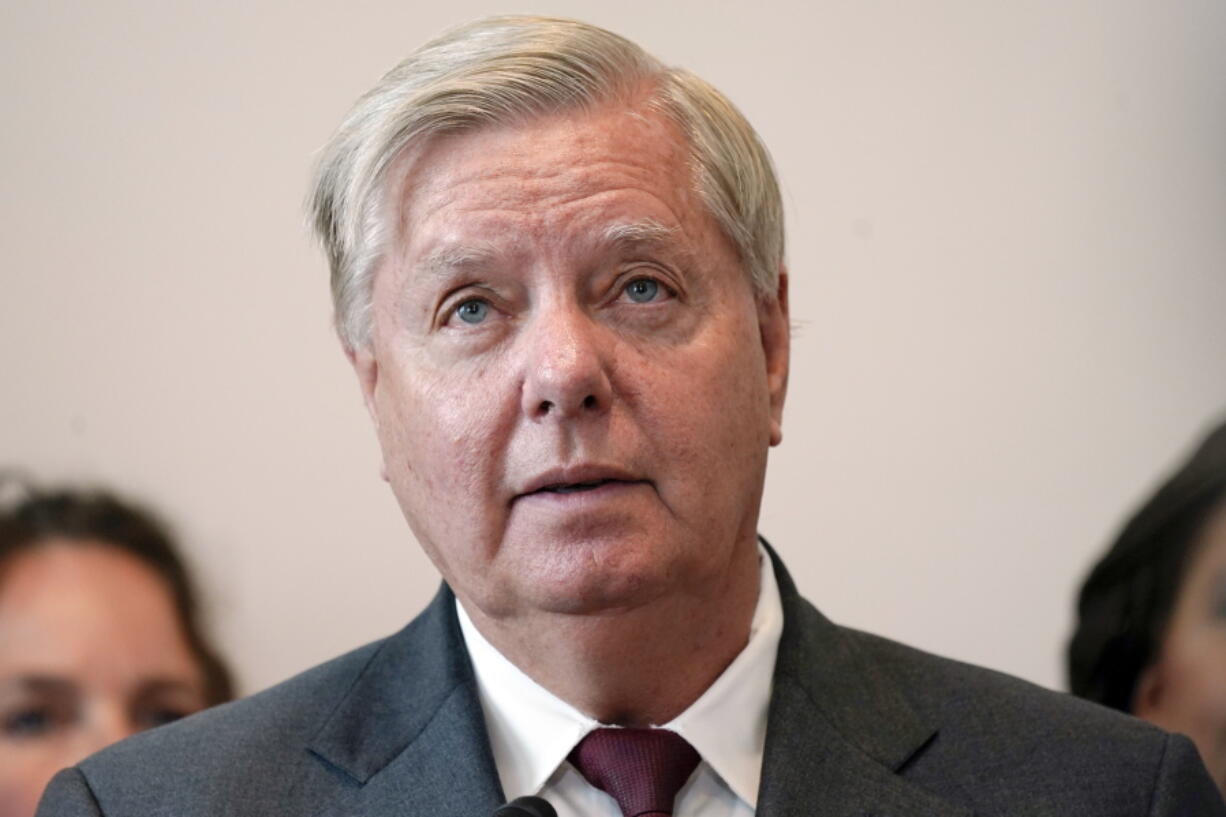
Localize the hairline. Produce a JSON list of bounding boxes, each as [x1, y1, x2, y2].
[[376, 94, 700, 288], [343, 81, 776, 351], [311, 16, 784, 352]]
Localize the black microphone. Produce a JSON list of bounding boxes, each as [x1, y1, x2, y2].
[[492, 795, 558, 817]]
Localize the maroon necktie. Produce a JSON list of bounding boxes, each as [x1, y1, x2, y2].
[[568, 728, 701, 817]]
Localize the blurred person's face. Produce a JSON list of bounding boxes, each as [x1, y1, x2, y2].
[[0, 541, 208, 817], [1135, 501, 1226, 793], [349, 99, 789, 621]]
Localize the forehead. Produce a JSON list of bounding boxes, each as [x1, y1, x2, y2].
[[0, 542, 193, 679], [391, 100, 708, 257]]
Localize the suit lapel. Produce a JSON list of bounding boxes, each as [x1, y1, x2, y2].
[[758, 546, 973, 817], [300, 585, 505, 817], [291, 549, 972, 816]]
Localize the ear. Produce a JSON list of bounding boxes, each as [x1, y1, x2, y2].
[[345, 341, 380, 429], [758, 265, 790, 447], [1133, 662, 1168, 722], [345, 341, 391, 482]]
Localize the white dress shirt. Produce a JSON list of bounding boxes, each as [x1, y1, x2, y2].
[[456, 547, 783, 817]]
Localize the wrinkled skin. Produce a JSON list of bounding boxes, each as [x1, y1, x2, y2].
[[349, 94, 788, 710]]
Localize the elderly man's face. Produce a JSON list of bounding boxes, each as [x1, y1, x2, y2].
[[351, 98, 788, 620]]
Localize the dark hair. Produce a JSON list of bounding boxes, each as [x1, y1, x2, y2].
[[1068, 417, 1226, 711], [0, 481, 234, 706]]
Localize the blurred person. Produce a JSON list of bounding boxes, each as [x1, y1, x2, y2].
[[37, 16, 1223, 817], [1070, 417, 1226, 793], [0, 482, 232, 817]]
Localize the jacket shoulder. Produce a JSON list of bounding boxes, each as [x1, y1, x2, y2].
[[845, 625, 1157, 740], [842, 626, 1222, 814], [65, 635, 391, 814]]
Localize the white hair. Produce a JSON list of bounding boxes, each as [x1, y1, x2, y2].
[[309, 15, 784, 350]]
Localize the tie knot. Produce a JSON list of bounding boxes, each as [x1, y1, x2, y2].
[[568, 728, 700, 817]]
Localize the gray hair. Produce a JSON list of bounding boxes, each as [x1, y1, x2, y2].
[[309, 15, 784, 350]]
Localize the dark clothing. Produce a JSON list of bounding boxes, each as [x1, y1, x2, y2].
[[39, 552, 1226, 816]]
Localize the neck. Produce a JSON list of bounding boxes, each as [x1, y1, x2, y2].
[[460, 543, 761, 727]]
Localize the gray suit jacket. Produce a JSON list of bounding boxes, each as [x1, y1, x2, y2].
[[38, 551, 1226, 816]]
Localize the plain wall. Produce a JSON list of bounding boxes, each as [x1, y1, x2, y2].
[[2, 0, 1224, 695]]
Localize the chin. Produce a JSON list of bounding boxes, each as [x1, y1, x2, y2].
[[517, 541, 681, 616]]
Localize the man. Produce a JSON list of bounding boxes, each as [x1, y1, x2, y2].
[[37, 15, 1225, 817]]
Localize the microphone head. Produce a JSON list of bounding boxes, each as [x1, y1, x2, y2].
[[492, 795, 558, 817]]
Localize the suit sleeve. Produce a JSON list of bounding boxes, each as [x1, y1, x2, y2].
[[1148, 733, 1226, 816], [36, 767, 105, 817]]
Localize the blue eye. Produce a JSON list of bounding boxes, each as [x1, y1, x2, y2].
[[455, 299, 489, 324], [624, 278, 660, 303]]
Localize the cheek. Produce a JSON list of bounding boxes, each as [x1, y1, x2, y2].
[[680, 327, 768, 440], [1167, 635, 1226, 791], [1174, 648, 1226, 716], [374, 364, 519, 556], [635, 321, 771, 503], [378, 367, 499, 481], [1156, 628, 1226, 744], [0, 747, 65, 817]]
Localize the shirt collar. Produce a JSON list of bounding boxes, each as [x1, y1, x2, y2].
[[663, 545, 782, 805], [456, 544, 783, 808], [457, 597, 599, 799]]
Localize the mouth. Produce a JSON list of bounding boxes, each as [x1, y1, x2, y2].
[[534, 478, 631, 495], [515, 467, 648, 503]]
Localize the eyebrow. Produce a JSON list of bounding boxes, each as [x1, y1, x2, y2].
[[0, 675, 76, 697], [412, 242, 500, 281], [600, 218, 677, 247], [601, 218, 696, 270], [0, 675, 201, 696]]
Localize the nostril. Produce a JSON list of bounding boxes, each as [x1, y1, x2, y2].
[[582, 394, 597, 410], [539, 400, 554, 415]]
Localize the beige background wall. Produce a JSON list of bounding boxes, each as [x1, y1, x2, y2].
[[2, 0, 1224, 696]]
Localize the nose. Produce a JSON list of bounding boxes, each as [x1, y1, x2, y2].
[[520, 303, 613, 421], [68, 704, 136, 766]]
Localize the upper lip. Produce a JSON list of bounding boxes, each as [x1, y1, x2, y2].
[[516, 464, 645, 499]]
